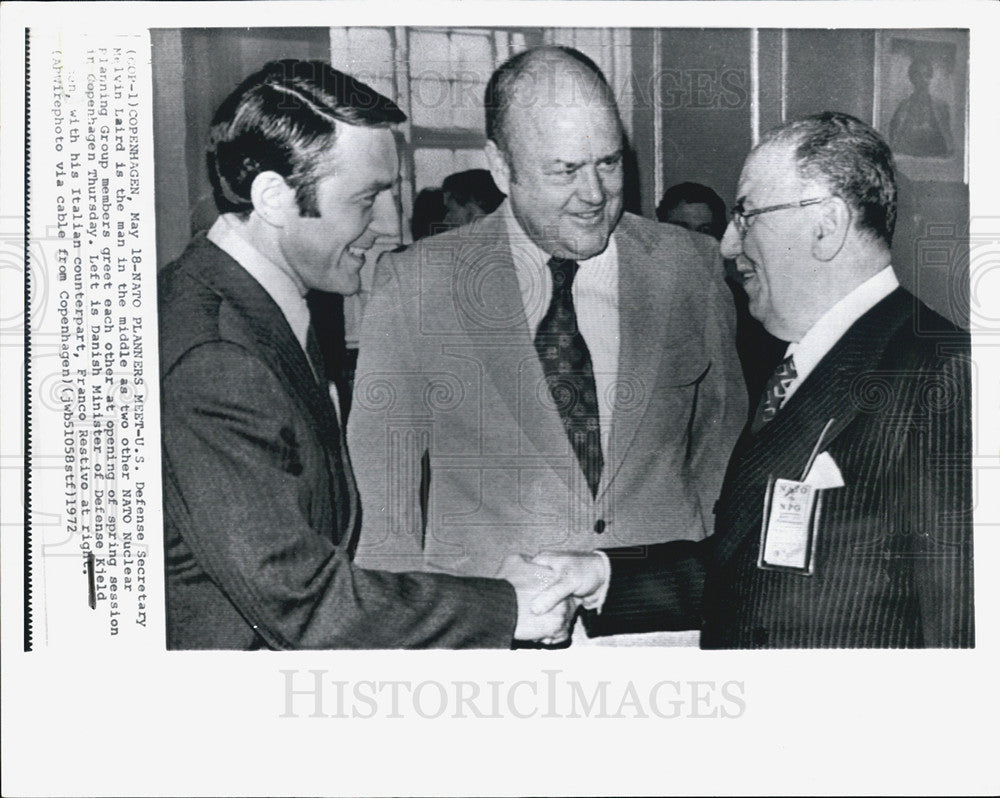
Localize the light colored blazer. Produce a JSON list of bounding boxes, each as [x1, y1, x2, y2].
[[347, 208, 747, 578]]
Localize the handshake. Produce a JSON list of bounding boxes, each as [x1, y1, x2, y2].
[[498, 551, 610, 645]]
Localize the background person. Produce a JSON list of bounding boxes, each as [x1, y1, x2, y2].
[[410, 186, 447, 242], [658, 180, 786, 404], [441, 167, 506, 229]]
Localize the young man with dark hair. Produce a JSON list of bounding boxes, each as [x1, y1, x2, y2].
[[159, 60, 573, 649]]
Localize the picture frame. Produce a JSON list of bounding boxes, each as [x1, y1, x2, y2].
[[874, 29, 968, 183]]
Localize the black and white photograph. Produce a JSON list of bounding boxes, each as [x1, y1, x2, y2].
[[3, 3, 998, 797], [152, 25, 973, 651]]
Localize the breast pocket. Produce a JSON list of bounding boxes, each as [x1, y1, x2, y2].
[[651, 337, 712, 460], [664, 333, 711, 388]]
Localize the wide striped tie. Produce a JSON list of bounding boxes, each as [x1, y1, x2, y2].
[[751, 353, 797, 433]]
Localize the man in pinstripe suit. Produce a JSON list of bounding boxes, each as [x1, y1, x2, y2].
[[531, 112, 973, 648]]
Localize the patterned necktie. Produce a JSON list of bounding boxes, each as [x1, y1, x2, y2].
[[751, 353, 797, 433], [534, 256, 604, 497]]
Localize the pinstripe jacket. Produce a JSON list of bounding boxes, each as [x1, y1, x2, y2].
[[159, 235, 517, 649], [584, 288, 974, 648]]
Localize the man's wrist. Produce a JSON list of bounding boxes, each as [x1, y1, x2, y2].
[[579, 550, 611, 613]]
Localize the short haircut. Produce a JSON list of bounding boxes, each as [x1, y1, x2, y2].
[[760, 111, 897, 247], [442, 169, 505, 215], [207, 59, 405, 218], [655, 182, 727, 236], [484, 45, 618, 160], [410, 187, 446, 241]]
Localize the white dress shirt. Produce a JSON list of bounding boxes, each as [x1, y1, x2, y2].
[[502, 202, 621, 463], [501, 204, 622, 622], [781, 266, 900, 407], [207, 215, 342, 419]]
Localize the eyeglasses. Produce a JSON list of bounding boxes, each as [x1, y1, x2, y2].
[[730, 196, 830, 237]]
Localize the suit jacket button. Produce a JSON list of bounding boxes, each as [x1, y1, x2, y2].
[[594, 519, 606, 534]]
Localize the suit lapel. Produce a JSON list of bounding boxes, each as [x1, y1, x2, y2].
[[455, 213, 589, 500], [601, 218, 670, 494], [713, 288, 914, 565], [179, 238, 357, 535]]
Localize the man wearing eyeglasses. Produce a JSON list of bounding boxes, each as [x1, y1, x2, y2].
[[530, 112, 973, 648]]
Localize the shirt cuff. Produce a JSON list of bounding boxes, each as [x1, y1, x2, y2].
[[580, 550, 611, 614]]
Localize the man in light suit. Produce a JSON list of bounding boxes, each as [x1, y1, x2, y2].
[[159, 60, 572, 649], [347, 46, 746, 641], [532, 112, 974, 648]]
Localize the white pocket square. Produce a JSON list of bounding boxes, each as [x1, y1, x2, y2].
[[804, 451, 845, 489]]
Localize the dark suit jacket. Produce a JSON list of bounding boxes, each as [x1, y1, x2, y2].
[[584, 288, 974, 648], [159, 235, 516, 649]]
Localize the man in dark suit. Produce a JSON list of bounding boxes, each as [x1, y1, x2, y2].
[[531, 112, 973, 648], [347, 48, 746, 650], [159, 60, 573, 649]]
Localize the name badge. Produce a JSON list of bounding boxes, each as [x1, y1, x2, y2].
[[758, 477, 823, 574]]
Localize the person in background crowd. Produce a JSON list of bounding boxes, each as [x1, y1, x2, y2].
[[655, 180, 728, 239], [658, 180, 786, 405], [410, 186, 447, 242], [441, 168, 506, 229]]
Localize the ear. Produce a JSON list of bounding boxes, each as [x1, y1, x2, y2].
[[811, 196, 851, 262], [484, 140, 512, 196], [249, 171, 297, 227]]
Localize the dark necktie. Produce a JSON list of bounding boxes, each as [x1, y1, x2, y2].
[[306, 311, 356, 541], [751, 353, 797, 433], [306, 323, 326, 387], [534, 256, 604, 497]]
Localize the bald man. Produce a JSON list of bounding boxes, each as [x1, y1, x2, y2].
[[348, 47, 746, 644]]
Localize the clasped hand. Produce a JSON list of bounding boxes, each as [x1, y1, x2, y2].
[[498, 550, 608, 645]]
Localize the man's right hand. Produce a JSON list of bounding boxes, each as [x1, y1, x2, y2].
[[529, 550, 608, 615], [498, 554, 576, 644]]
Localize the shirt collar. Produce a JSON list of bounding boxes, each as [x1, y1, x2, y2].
[[500, 199, 618, 272], [207, 215, 311, 351], [787, 265, 899, 379], [500, 201, 619, 335]]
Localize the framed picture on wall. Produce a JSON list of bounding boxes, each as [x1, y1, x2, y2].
[[874, 29, 968, 183]]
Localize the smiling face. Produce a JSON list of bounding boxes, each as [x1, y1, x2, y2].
[[720, 142, 829, 342], [488, 69, 624, 260], [279, 124, 399, 296]]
